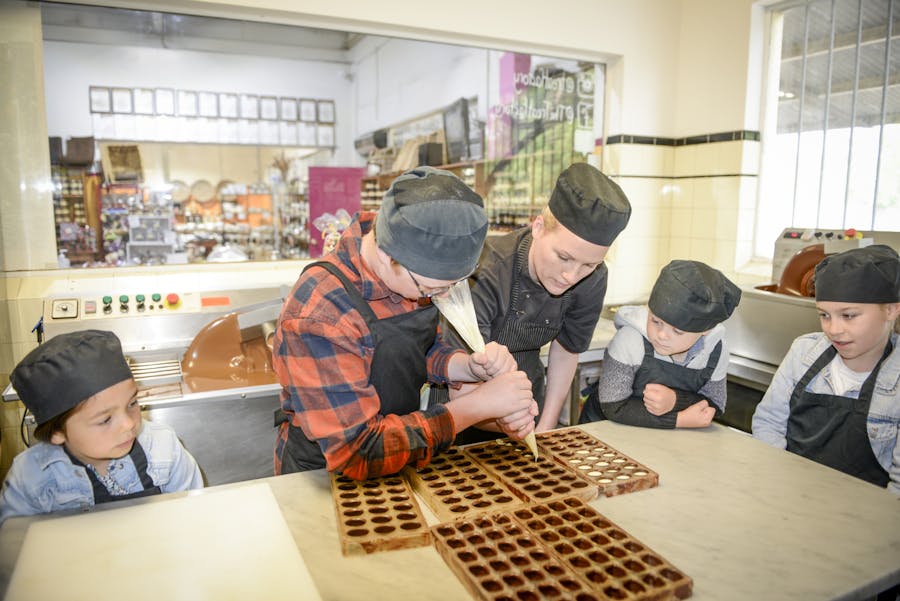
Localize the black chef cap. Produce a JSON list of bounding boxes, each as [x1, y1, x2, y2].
[[548, 163, 632, 246], [815, 244, 899, 303], [648, 260, 742, 333], [376, 166, 487, 280], [10, 330, 133, 426]]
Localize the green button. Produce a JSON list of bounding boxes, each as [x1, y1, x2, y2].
[[102, 296, 112, 305], [119, 295, 129, 303], [136, 294, 145, 303], [152, 293, 162, 302]]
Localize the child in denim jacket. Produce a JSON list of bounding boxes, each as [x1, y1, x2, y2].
[[1, 330, 203, 523], [752, 245, 900, 494]]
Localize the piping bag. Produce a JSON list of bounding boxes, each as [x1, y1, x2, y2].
[[433, 281, 539, 461]]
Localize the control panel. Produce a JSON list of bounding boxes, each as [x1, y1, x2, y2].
[[47, 292, 185, 322], [772, 228, 872, 283]]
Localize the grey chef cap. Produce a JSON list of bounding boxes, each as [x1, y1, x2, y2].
[[815, 244, 899, 303], [10, 330, 133, 426], [548, 163, 632, 246], [376, 166, 487, 280], [648, 260, 742, 333]]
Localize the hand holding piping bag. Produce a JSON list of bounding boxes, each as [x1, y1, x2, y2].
[[434, 281, 540, 461]]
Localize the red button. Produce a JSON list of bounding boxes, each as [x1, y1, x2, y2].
[[166, 293, 180, 306]]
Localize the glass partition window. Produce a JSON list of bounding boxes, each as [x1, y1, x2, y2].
[[42, 5, 604, 267]]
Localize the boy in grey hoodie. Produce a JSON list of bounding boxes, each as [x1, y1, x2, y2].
[[579, 260, 740, 429]]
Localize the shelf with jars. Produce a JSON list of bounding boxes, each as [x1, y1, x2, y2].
[[51, 166, 103, 265], [99, 183, 177, 266]]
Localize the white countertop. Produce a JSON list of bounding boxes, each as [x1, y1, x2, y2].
[[1, 421, 897, 600]]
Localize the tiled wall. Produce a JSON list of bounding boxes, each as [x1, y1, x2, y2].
[[600, 131, 767, 306]]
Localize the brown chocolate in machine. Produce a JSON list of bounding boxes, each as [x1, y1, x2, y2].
[[181, 301, 281, 393], [769, 243, 825, 297]]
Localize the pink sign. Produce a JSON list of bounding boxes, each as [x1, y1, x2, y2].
[[308, 166, 365, 258]]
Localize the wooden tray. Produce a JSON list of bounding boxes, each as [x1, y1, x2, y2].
[[330, 473, 431, 555], [404, 447, 523, 522], [537, 428, 660, 497], [464, 438, 598, 503], [432, 497, 693, 601]]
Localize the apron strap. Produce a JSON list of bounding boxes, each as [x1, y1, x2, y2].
[[640, 336, 722, 374], [858, 340, 894, 400], [65, 440, 157, 503], [792, 340, 892, 403], [302, 261, 378, 325], [502, 233, 571, 331]]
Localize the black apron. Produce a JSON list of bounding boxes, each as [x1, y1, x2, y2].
[[454, 237, 569, 445], [785, 342, 891, 487], [66, 440, 161, 504], [580, 336, 722, 423], [631, 337, 722, 403], [279, 261, 439, 473], [494, 235, 571, 410]]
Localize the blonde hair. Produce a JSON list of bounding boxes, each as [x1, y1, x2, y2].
[[541, 206, 558, 230], [885, 303, 900, 335]]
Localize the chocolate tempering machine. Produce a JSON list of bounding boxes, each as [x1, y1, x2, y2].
[[3, 286, 290, 486]]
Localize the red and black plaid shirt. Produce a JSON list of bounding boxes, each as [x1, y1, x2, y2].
[[273, 212, 458, 479]]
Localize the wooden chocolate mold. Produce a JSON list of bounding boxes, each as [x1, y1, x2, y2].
[[330, 473, 431, 555], [465, 438, 598, 503], [404, 447, 523, 522], [432, 512, 600, 601], [538, 428, 660, 497], [513, 497, 693, 600], [432, 497, 692, 601]]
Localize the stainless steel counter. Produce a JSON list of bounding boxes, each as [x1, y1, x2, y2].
[[2, 421, 897, 600]]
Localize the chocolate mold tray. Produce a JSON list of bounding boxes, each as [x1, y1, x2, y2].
[[330, 472, 431, 555], [404, 447, 524, 522], [465, 438, 598, 503], [432, 511, 599, 600], [537, 428, 660, 497], [432, 497, 692, 601]]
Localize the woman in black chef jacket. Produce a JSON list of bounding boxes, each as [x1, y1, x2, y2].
[[435, 163, 632, 443]]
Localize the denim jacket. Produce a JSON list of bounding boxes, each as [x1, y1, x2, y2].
[[0, 420, 204, 524], [751, 332, 900, 495]]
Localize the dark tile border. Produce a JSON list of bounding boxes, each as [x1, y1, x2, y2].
[[605, 130, 760, 146]]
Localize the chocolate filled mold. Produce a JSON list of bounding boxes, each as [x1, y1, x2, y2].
[[431, 514, 600, 601], [405, 447, 524, 521], [329, 473, 431, 555], [465, 439, 599, 503], [536, 427, 660, 498], [513, 497, 693, 600], [433, 497, 691, 601]]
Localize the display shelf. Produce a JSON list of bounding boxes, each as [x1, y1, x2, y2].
[[360, 150, 579, 233], [51, 166, 101, 265]]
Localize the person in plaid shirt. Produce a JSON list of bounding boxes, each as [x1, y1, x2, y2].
[[273, 167, 537, 478]]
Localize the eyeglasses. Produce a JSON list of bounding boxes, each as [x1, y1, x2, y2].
[[405, 267, 476, 299]]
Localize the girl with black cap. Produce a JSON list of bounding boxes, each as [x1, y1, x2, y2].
[[752, 245, 900, 494], [1, 330, 203, 523], [436, 163, 631, 442], [578, 260, 741, 429]]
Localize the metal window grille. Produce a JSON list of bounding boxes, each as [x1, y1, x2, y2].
[[757, 0, 899, 256]]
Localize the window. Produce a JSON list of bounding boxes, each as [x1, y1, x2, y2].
[[757, 0, 899, 258]]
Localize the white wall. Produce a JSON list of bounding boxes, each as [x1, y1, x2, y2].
[[42, 41, 357, 165], [43, 0, 763, 138], [674, 0, 762, 136], [350, 37, 488, 135]]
